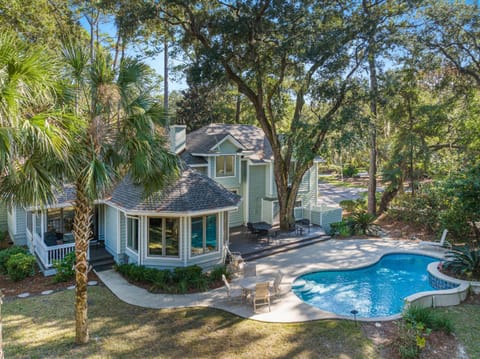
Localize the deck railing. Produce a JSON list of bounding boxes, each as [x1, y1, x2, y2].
[[32, 232, 76, 268]]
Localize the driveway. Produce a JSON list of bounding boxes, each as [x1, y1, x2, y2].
[[317, 181, 368, 206]]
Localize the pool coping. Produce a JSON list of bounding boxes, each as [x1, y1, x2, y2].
[[289, 249, 449, 322]]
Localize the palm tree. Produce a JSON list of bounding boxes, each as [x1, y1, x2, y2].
[[0, 32, 72, 206], [61, 41, 179, 344]]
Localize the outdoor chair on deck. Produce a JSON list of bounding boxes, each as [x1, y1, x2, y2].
[[226, 247, 244, 275], [253, 282, 271, 312], [271, 270, 284, 297], [243, 262, 256, 277], [222, 274, 244, 301], [420, 229, 451, 249], [247, 222, 259, 239]]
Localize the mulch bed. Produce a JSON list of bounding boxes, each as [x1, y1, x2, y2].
[[0, 269, 100, 300], [362, 319, 459, 359]]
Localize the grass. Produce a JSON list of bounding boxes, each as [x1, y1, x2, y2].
[[436, 303, 480, 358], [4, 286, 378, 359]]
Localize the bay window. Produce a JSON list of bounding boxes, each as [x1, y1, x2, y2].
[[148, 217, 179, 257], [191, 214, 217, 256]]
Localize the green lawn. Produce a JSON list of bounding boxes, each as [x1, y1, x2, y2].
[[437, 303, 480, 358], [4, 286, 378, 359]]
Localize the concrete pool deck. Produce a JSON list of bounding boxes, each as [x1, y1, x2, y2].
[[96, 238, 447, 323]]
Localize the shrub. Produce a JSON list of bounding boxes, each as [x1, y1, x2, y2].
[[339, 200, 357, 213], [343, 164, 358, 178], [443, 246, 480, 280], [53, 252, 76, 282], [6, 252, 36, 281], [173, 265, 203, 282], [329, 220, 354, 237], [351, 211, 376, 235], [209, 265, 227, 283], [404, 305, 453, 335], [0, 246, 28, 274]]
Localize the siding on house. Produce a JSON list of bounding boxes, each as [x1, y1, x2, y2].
[[104, 205, 119, 261], [8, 206, 27, 245], [193, 166, 208, 176], [119, 212, 126, 259], [0, 202, 7, 232], [248, 165, 267, 223]]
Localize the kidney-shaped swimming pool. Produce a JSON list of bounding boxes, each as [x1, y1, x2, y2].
[[292, 253, 451, 318]]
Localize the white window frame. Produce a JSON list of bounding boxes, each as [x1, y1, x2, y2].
[[147, 217, 180, 258], [126, 216, 139, 253], [190, 214, 219, 256], [215, 155, 236, 178]]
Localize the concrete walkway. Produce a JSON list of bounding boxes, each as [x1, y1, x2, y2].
[[96, 238, 446, 323]]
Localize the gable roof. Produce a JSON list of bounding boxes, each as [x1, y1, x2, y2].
[[182, 124, 273, 164], [107, 168, 241, 214]]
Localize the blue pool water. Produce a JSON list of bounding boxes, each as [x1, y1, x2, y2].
[[292, 253, 443, 318]]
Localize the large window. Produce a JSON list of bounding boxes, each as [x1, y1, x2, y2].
[[148, 218, 179, 257], [215, 155, 235, 177], [26, 212, 33, 234], [191, 214, 217, 256], [127, 217, 139, 252]]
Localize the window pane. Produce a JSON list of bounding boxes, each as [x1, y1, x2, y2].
[[225, 156, 234, 176], [215, 156, 224, 177], [148, 218, 163, 256], [191, 217, 203, 256], [35, 212, 42, 237], [165, 218, 179, 256], [47, 209, 62, 233], [205, 215, 217, 252], [127, 218, 139, 252], [63, 208, 75, 233], [27, 212, 33, 233]]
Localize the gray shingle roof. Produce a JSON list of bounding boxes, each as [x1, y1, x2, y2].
[[108, 168, 241, 213], [182, 124, 273, 165]]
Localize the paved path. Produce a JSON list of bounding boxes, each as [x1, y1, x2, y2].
[[317, 181, 368, 206], [96, 239, 446, 323]]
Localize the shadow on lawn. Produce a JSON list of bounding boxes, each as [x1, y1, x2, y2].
[[4, 286, 378, 358]]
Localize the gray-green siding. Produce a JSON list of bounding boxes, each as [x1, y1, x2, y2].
[[0, 202, 7, 232], [248, 165, 267, 222]]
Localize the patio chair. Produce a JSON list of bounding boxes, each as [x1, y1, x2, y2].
[[247, 222, 259, 239], [222, 274, 244, 301], [271, 270, 284, 297], [243, 262, 257, 277], [419, 229, 451, 249], [226, 247, 244, 275], [253, 282, 271, 312]]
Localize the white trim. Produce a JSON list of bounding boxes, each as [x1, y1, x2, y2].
[[188, 163, 208, 168], [116, 210, 122, 257], [145, 217, 181, 259], [248, 161, 269, 166], [213, 154, 236, 179], [102, 200, 238, 217], [209, 134, 246, 151]]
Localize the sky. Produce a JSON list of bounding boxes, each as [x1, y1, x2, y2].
[[80, 16, 187, 92]]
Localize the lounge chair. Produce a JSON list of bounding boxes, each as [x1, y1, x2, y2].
[[222, 274, 244, 301], [419, 229, 451, 249], [253, 282, 271, 312]]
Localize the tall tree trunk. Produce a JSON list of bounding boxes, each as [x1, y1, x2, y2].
[[0, 291, 3, 359], [235, 94, 241, 123], [367, 44, 378, 216], [73, 182, 93, 345], [164, 39, 169, 115]]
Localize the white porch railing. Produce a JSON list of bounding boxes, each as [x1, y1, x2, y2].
[[32, 232, 76, 268], [260, 200, 343, 231]]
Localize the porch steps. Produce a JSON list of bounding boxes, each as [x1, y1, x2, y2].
[[89, 246, 115, 272], [242, 234, 331, 262]]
